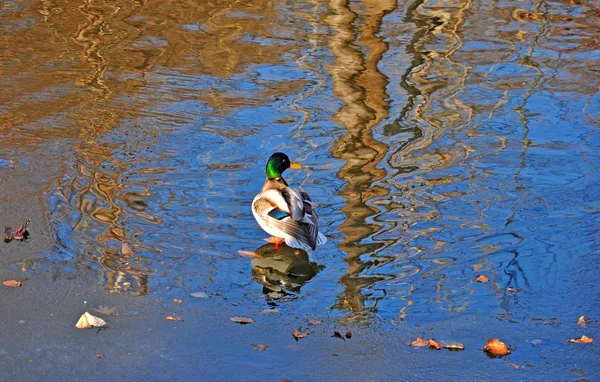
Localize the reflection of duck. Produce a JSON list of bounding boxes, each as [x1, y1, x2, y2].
[[252, 152, 327, 252], [251, 242, 324, 294]]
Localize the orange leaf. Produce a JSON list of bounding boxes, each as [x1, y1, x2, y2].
[[308, 318, 322, 326], [476, 275, 489, 283], [483, 338, 510, 356], [577, 316, 586, 328], [569, 335, 593, 343], [96, 354, 104, 359], [166, 316, 180, 321], [292, 330, 308, 340], [173, 299, 183, 304], [3, 280, 21, 287], [429, 339, 442, 350], [410, 337, 429, 347]]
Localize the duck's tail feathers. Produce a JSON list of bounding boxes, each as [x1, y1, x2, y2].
[[316, 232, 327, 246]]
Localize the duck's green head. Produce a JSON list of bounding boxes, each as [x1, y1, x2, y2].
[[266, 152, 301, 179]]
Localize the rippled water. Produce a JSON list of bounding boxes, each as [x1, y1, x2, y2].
[[1, 0, 599, 338]]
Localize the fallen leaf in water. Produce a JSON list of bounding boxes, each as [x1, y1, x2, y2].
[[476, 275, 489, 283], [166, 316, 180, 321], [173, 299, 183, 304], [237, 250, 259, 258], [438, 340, 465, 351], [410, 337, 429, 347], [3, 280, 21, 287], [483, 338, 510, 356], [569, 335, 593, 343], [292, 330, 308, 340], [577, 316, 586, 328], [230, 316, 255, 324], [76, 312, 107, 329], [121, 242, 134, 256], [4, 219, 30, 241], [507, 362, 519, 369], [96, 354, 104, 359], [308, 318, 322, 326], [251, 343, 270, 351], [345, 331, 352, 339], [429, 339, 442, 350], [332, 331, 345, 341], [190, 292, 208, 299], [507, 287, 522, 294]]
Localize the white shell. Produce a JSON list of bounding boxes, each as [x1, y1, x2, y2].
[[75, 312, 107, 329]]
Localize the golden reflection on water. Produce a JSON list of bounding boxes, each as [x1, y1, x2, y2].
[[327, 0, 396, 316]]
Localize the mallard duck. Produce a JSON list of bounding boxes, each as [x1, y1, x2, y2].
[[252, 152, 327, 252]]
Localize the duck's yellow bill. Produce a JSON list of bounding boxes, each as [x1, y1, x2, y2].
[[290, 163, 302, 169]]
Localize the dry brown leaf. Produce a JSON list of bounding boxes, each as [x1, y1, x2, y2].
[[429, 339, 442, 350], [345, 331, 352, 339], [96, 354, 104, 359], [4, 219, 30, 241], [569, 335, 593, 343], [237, 250, 259, 258], [577, 316, 586, 328], [308, 318, 322, 326], [483, 338, 510, 356], [476, 275, 489, 283], [507, 362, 519, 369], [173, 299, 183, 304], [76, 312, 107, 329], [410, 337, 429, 347], [166, 316, 180, 321], [507, 287, 522, 294], [292, 330, 308, 340], [332, 331, 345, 340], [251, 343, 270, 351], [230, 316, 255, 324], [121, 242, 134, 256], [438, 340, 466, 351], [3, 280, 21, 287]]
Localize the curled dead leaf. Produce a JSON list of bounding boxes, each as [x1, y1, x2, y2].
[[3, 280, 22, 287], [577, 316, 586, 328], [569, 335, 593, 343], [308, 318, 322, 326], [4, 219, 30, 241], [121, 242, 134, 256], [483, 338, 510, 356], [429, 339, 442, 350], [166, 316, 180, 321], [410, 337, 429, 347], [230, 316, 255, 324], [332, 331, 345, 341], [292, 330, 308, 340], [476, 275, 489, 283], [76, 312, 107, 329], [173, 298, 183, 304], [96, 354, 104, 359], [345, 331, 352, 339], [251, 343, 270, 351], [438, 340, 466, 351]]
